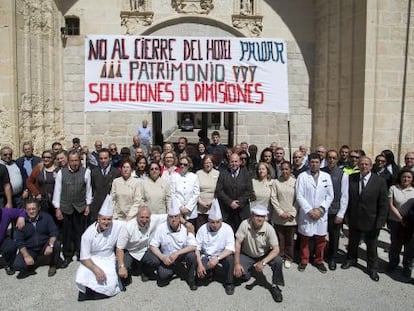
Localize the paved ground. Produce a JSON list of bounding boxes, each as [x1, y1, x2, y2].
[[0, 228, 412, 311]]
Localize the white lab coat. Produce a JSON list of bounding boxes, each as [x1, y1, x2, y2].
[[76, 220, 124, 297], [296, 170, 334, 237]]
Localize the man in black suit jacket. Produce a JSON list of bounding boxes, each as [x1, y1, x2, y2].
[[90, 148, 120, 224], [215, 153, 253, 232], [341, 156, 388, 281]]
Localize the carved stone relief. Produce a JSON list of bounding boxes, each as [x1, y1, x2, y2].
[[232, 0, 263, 36], [121, 0, 154, 34], [171, 0, 214, 14]]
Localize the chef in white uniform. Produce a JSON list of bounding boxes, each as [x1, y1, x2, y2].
[[76, 195, 124, 301], [295, 153, 334, 273]]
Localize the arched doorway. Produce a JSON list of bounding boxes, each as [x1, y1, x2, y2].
[[144, 17, 243, 148]]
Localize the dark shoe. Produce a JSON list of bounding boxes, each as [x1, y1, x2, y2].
[[386, 264, 397, 273], [402, 266, 412, 278], [315, 263, 327, 274], [189, 281, 198, 291], [341, 260, 355, 270], [298, 263, 307, 272], [157, 279, 170, 287], [270, 285, 283, 303], [60, 258, 71, 269], [225, 284, 235, 295], [48, 266, 57, 277], [328, 260, 337, 271], [16, 270, 36, 279], [369, 271, 379, 282], [5, 266, 15, 276], [141, 274, 149, 282]]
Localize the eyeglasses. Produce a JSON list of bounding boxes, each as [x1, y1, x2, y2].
[[110, 148, 117, 151], [150, 167, 160, 171], [180, 163, 188, 167], [350, 155, 359, 159], [2, 153, 12, 156]]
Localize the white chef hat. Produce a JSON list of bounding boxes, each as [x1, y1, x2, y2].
[[168, 197, 181, 216], [99, 195, 114, 217], [208, 199, 222, 220], [250, 204, 268, 216]]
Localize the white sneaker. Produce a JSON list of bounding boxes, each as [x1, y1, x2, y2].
[[284, 260, 291, 269]]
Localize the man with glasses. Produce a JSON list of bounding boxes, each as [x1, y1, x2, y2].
[[108, 143, 121, 168], [0, 146, 25, 209], [0, 162, 12, 208], [343, 150, 362, 175], [170, 156, 200, 227]]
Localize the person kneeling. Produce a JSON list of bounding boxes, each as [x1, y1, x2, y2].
[[195, 199, 235, 295], [234, 205, 285, 303], [76, 195, 124, 301], [148, 199, 198, 290]]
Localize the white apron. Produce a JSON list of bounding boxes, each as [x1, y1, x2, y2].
[[76, 221, 124, 296]]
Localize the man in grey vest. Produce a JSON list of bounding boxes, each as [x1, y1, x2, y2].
[[53, 150, 92, 268], [321, 150, 349, 270]]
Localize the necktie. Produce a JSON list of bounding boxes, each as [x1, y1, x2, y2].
[[360, 176, 365, 193]]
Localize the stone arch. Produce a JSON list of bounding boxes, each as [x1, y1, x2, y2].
[[142, 16, 246, 37]]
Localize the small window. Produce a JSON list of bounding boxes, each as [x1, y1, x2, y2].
[[65, 17, 80, 36]]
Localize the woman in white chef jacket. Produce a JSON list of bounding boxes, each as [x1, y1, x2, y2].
[[76, 195, 124, 301]]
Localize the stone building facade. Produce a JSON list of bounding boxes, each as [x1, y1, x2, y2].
[[0, 0, 412, 162]]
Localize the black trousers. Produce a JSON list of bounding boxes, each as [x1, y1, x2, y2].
[[199, 254, 234, 284], [62, 210, 86, 259], [327, 214, 342, 261], [347, 227, 379, 272], [239, 254, 284, 286], [145, 251, 197, 283], [13, 241, 61, 270]]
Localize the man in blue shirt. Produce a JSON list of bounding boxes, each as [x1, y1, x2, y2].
[[13, 199, 61, 279]]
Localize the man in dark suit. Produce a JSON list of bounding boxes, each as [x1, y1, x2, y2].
[[341, 156, 388, 281], [90, 148, 120, 224], [215, 153, 253, 232]]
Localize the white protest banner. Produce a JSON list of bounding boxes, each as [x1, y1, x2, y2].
[[85, 35, 289, 113]]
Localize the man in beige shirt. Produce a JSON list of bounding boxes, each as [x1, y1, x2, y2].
[[234, 205, 285, 303]]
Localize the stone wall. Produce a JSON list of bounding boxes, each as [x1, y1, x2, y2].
[[0, 0, 19, 150], [364, 0, 414, 162], [2, 0, 65, 155]]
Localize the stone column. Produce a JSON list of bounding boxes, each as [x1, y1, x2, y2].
[[0, 0, 19, 150]]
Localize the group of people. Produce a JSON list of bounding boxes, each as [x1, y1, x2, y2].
[[1, 124, 414, 303]]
